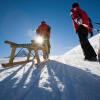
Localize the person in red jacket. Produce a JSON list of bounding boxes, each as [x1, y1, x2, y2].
[[70, 3, 97, 61], [36, 21, 51, 61], [36, 21, 51, 38]]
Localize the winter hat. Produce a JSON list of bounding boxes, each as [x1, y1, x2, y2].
[[72, 2, 79, 8]]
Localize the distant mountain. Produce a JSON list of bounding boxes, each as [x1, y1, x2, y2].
[[15, 49, 34, 57], [15, 49, 28, 57]]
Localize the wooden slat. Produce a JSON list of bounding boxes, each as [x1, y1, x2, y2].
[[5, 40, 17, 46], [2, 60, 32, 68], [5, 40, 32, 48]]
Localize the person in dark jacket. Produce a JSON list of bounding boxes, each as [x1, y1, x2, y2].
[[70, 2, 97, 61]]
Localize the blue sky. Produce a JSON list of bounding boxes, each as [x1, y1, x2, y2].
[[0, 0, 100, 58]]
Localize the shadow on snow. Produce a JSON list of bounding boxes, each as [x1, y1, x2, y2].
[[0, 60, 100, 100]]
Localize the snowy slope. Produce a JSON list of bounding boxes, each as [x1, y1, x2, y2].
[[0, 34, 100, 100], [59, 33, 100, 75]]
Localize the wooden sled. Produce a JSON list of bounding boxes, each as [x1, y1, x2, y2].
[[2, 40, 49, 68]]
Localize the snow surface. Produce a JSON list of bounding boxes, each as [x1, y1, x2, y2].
[[0, 34, 100, 100]]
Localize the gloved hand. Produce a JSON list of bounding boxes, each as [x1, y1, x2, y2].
[[77, 18, 82, 25], [74, 18, 82, 25]]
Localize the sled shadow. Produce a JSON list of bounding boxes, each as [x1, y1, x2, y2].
[[0, 60, 100, 100]]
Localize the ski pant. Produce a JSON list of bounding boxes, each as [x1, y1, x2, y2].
[[77, 25, 97, 59], [34, 38, 51, 63], [42, 38, 51, 60]]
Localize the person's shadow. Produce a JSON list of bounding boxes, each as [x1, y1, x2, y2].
[[0, 60, 100, 100]]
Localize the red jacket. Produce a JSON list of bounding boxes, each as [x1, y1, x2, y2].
[[70, 7, 92, 33], [36, 23, 51, 38]]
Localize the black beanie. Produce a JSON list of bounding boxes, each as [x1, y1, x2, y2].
[[72, 2, 79, 8]]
